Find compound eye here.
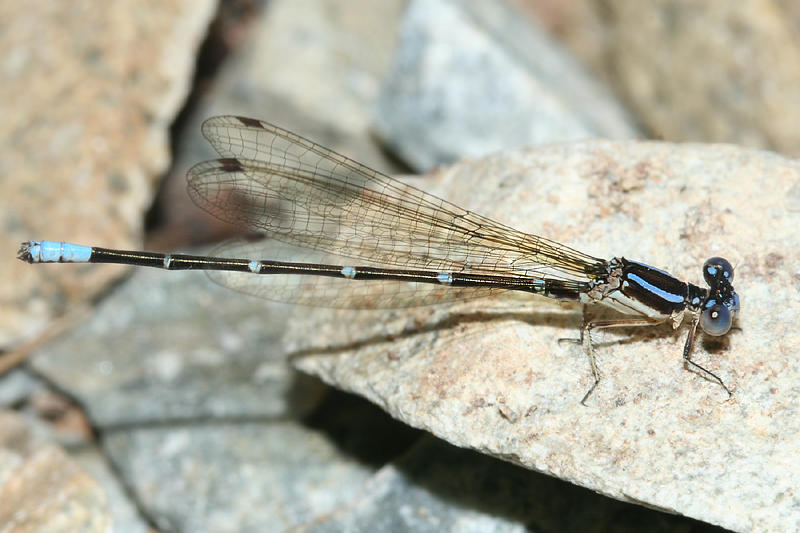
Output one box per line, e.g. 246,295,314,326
700,302,732,336
703,257,734,285
730,292,740,314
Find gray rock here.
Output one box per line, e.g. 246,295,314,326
30,260,326,426
0,369,43,408
103,420,381,532
155,0,408,250
289,140,800,531
375,0,639,171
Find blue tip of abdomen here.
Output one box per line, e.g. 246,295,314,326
21,241,92,263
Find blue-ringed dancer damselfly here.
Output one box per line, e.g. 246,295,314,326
19,116,739,404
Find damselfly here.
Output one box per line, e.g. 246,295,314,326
19,116,739,404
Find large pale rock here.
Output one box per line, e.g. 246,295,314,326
289,140,800,532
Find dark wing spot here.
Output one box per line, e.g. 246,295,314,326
235,116,263,128
217,158,245,173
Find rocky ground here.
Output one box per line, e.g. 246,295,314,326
2,1,799,531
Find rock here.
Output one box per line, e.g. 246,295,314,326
299,436,720,532
0,369,43,408
102,400,414,532
2,0,217,347
12,1,796,530
152,0,408,250
30,260,326,426
0,391,150,531
12,2,414,530
289,140,800,531
544,1,800,156
374,0,639,171
0,411,111,532
72,448,151,533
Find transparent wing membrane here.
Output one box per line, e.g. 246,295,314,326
188,116,606,297
206,239,502,309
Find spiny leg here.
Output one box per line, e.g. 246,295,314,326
578,316,664,405
682,316,732,397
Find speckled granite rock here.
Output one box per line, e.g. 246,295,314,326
289,140,800,532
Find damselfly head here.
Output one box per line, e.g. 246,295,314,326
699,256,739,336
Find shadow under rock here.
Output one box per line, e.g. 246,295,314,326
375,436,732,533
300,385,424,469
